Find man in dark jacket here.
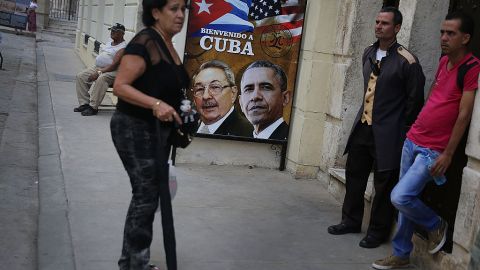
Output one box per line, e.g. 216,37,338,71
327,6,425,249
192,60,253,137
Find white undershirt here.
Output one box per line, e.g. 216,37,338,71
376,49,387,61
95,40,127,68
196,107,234,134
253,118,284,139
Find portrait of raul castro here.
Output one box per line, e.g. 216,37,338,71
191,60,253,137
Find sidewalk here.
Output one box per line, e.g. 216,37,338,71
11,29,393,270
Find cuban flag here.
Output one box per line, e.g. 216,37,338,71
188,0,254,36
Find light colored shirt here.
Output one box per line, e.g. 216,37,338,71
376,49,386,61
95,40,126,68
29,2,38,9
253,118,284,139
196,107,234,134
361,48,385,125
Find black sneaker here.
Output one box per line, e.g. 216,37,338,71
327,223,361,235
81,106,98,116
74,104,90,112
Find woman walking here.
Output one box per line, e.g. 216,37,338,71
111,0,188,269
27,0,38,32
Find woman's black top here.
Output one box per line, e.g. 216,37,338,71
116,28,189,122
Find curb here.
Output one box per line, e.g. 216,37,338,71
0,25,36,38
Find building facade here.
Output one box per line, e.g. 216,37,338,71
73,1,480,269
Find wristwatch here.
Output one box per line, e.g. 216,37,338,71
97,70,102,75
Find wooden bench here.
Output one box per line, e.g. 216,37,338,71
98,87,117,109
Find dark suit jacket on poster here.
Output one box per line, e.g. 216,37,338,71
269,121,289,140
212,109,253,137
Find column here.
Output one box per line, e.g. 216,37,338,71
36,0,49,30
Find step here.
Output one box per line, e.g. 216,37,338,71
327,168,374,203
42,29,75,37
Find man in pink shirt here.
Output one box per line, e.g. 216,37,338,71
373,11,480,269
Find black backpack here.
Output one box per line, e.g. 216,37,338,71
457,56,479,91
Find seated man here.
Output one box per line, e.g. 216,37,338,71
74,23,127,116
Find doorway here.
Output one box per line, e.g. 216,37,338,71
49,0,79,21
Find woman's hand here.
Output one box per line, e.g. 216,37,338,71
152,100,182,125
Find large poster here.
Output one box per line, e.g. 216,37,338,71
184,0,307,142
0,0,28,29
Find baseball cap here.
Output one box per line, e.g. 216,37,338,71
108,23,125,33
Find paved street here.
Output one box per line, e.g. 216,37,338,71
0,30,38,270
0,29,393,270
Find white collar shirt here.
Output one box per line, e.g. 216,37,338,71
253,118,284,139
197,107,234,134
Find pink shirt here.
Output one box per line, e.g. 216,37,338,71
407,53,480,152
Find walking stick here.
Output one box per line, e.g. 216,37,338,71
155,120,177,270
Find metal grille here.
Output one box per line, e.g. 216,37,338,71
49,0,79,21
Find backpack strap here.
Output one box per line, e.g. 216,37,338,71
457,56,478,91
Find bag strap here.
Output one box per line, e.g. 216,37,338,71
457,56,478,92
155,120,177,270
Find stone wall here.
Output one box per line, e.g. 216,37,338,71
469,229,480,270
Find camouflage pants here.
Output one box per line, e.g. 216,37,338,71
110,111,176,270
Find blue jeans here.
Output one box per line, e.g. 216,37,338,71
391,138,443,258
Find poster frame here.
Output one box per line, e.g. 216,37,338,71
172,0,308,171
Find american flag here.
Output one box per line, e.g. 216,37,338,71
249,0,305,42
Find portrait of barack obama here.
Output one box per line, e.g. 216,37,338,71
239,60,292,140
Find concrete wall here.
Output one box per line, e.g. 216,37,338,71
36,0,50,30
324,0,382,174
403,0,450,93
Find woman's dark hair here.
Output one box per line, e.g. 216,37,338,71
142,0,188,27
142,0,169,27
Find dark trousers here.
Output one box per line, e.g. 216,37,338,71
111,111,176,270
342,122,399,239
